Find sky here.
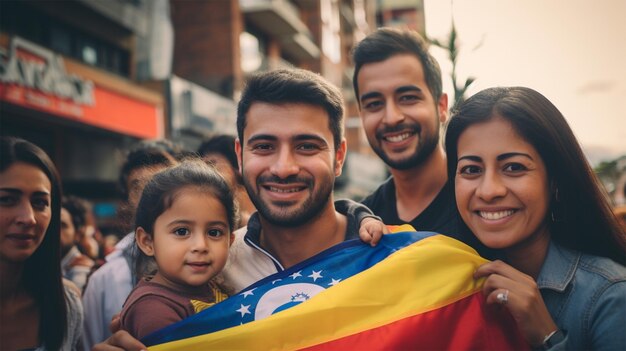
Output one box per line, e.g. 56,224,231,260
423,0,626,165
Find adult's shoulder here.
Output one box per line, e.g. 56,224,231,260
540,243,626,289
63,278,83,306
578,252,626,283
62,278,84,349
579,255,626,349
87,252,131,283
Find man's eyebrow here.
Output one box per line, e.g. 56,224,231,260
247,134,278,144
359,91,382,102
360,85,423,102
395,85,422,94
293,134,328,145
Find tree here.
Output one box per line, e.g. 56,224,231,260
428,23,476,111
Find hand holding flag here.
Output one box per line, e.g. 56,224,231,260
144,231,528,350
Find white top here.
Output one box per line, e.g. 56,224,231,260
81,233,134,349
34,279,83,351
61,246,91,292
221,227,279,293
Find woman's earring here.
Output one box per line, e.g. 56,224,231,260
555,187,560,202
551,188,562,222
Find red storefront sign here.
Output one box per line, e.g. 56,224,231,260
0,37,161,139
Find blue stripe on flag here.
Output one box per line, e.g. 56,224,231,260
142,231,436,346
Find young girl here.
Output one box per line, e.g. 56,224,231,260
119,160,238,339
446,87,626,349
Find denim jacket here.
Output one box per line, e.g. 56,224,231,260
536,241,626,350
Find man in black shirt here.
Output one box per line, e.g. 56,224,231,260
352,28,488,254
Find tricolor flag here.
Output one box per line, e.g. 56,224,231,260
143,231,528,350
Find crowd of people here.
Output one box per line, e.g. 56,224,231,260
1,27,624,351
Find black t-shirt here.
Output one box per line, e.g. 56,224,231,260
361,177,494,258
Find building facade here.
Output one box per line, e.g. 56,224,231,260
1,0,412,218
0,0,169,231
167,0,387,198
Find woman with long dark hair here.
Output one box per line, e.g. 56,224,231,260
446,87,626,349
0,136,83,350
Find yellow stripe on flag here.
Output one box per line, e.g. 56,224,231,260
150,235,488,351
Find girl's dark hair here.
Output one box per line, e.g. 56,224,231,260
445,87,626,265
0,136,67,350
133,159,239,278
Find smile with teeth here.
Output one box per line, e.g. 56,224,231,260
267,186,305,193
477,210,516,220
384,132,413,143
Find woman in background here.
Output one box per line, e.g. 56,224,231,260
0,136,83,350
446,87,626,349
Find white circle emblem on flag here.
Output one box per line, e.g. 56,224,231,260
254,283,325,320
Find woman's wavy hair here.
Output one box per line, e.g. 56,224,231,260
0,136,67,349
445,87,626,265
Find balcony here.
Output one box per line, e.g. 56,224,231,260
281,33,320,60
240,0,320,60
240,0,307,36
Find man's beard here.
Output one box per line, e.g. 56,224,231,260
243,173,334,228
370,121,440,171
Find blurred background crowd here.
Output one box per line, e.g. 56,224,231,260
1,0,625,265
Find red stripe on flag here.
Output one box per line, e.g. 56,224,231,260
300,292,528,350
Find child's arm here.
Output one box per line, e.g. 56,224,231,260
334,199,388,246
359,216,389,246
120,295,187,340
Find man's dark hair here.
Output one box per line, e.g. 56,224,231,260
237,68,344,149
119,140,178,200
197,134,239,171
351,27,443,104
62,195,89,231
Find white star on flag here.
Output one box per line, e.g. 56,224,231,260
236,304,251,317
328,278,341,286
290,271,302,279
242,289,255,298
308,270,323,282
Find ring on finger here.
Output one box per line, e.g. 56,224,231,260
496,289,509,305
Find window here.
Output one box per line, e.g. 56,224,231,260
240,31,264,73
321,0,341,63
0,1,130,77
79,38,98,66
50,25,72,56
